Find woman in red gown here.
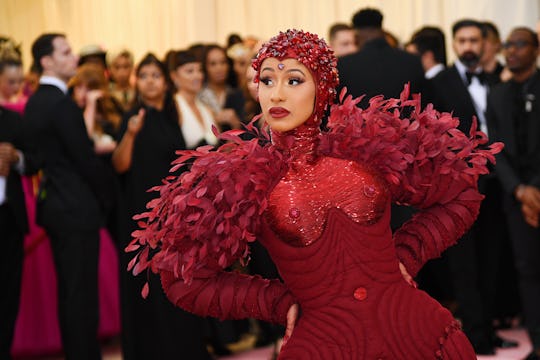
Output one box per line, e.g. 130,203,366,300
129,29,502,359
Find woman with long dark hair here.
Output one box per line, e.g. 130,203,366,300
113,53,210,360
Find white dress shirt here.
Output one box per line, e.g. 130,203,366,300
39,75,68,94
425,63,445,79
455,60,489,136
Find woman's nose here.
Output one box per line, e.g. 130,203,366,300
270,82,285,102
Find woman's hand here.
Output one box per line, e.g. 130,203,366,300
515,185,540,213
216,109,241,129
521,203,539,228
0,142,18,176
93,134,117,155
399,262,417,288
284,303,299,345
127,108,146,135
86,89,104,105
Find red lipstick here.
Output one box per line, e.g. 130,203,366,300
269,107,290,118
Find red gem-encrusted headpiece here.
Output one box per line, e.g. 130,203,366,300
252,29,339,120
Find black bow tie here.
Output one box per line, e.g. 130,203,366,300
465,71,486,85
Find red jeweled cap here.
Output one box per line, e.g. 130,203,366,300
252,29,339,121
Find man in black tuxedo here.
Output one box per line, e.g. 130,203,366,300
429,19,516,355
337,8,426,231
337,8,426,110
24,33,109,360
0,107,30,360
487,27,540,360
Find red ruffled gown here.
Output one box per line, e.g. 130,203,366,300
135,91,501,359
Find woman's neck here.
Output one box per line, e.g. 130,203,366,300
143,96,164,110
178,90,197,105
208,82,225,94
482,58,498,73
271,116,320,171
114,81,131,91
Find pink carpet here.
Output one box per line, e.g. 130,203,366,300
14,327,533,359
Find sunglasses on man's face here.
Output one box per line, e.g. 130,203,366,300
502,40,535,50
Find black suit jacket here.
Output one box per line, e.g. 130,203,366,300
24,84,110,231
428,65,479,134
486,71,540,195
429,64,503,193
0,106,29,233
337,38,426,108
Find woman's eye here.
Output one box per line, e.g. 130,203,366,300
260,77,273,86
289,78,303,85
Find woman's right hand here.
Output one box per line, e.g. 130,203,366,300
521,203,539,228
127,108,146,135
86,89,104,105
284,303,299,345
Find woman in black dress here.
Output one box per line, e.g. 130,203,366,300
112,53,210,360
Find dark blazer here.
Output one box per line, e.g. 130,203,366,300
337,38,426,108
0,106,29,233
24,84,110,231
486,71,540,194
338,38,426,229
428,65,478,134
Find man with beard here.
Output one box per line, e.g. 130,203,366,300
487,27,540,360
428,19,518,355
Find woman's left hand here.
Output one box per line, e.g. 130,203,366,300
399,262,417,288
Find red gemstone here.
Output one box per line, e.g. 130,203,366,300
354,287,367,301
363,184,376,197
289,208,300,219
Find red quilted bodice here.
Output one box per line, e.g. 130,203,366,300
267,117,388,247
266,156,388,246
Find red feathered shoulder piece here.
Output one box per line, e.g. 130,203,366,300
127,122,288,289
320,85,503,208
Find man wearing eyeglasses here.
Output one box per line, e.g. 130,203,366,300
428,18,518,355
487,27,540,360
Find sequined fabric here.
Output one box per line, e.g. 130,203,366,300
267,117,388,246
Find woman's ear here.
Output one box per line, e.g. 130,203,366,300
170,71,181,91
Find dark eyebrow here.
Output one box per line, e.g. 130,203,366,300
287,69,306,76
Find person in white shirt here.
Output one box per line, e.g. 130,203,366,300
170,50,219,149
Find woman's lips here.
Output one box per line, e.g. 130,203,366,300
269,107,290,118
